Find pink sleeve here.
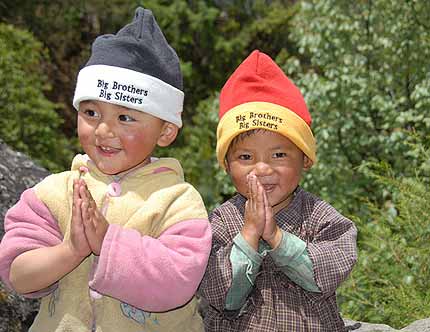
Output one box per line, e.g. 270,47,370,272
89,219,212,312
0,188,63,298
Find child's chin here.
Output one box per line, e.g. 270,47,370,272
97,164,120,175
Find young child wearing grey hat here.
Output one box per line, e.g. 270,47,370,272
0,7,211,332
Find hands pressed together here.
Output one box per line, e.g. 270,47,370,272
241,174,283,250
67,179,109,259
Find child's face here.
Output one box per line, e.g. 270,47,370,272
77,100,168,175
226,130,312,208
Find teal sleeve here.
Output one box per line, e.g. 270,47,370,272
269,230,321,293
225,233,263,310
226,231,320,311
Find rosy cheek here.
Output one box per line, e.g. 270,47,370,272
77,120,93,138
123,132,138,139
122,131,145,143
121,125,145,138
77,130,90,145
120,131,147,150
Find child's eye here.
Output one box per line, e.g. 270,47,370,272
238,154,252,160
82,109,99,118
273,152,287,158
119,114,136,122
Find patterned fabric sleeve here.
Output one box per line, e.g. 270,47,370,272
269,230,321,292
306,201,358,296
226,230,320,311
198,209,235,313
225,234,262,310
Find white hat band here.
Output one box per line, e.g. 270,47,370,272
73,65,184,127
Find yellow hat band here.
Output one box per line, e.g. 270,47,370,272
216,102,316,169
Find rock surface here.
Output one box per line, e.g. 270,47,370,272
0,140,50,238
344,318,430,332
0,140,48,332
0,140,429,332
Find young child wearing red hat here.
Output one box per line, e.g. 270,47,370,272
199,50,357,331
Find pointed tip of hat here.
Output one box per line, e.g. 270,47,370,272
84,6,183,91
241,49,272,63
219,49,312,126
241,49,264,68
241,49,286,79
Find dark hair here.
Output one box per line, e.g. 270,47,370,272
225,128,268,163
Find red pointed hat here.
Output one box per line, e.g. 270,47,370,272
216,50,316,168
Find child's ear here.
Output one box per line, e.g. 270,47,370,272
157,122,178,147
224,158,230,174
303,155,313,171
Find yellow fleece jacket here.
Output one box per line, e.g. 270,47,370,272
28,154,209,332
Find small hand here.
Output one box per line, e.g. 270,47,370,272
241,174,266,250
261,190,282,249
67,179,91,259
79,181,109,256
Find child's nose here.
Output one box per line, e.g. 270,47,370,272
95,121,115,138
254,161,274,176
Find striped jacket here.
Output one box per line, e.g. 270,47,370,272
199,187,357,332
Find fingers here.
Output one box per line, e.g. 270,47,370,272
244,174,266,239
256,181,265,212
247,174,265,215
81,199,94,230
263,189,273,223
73,180,90,227
80,184,97,230
246,174,255,210
78,183,108,256
72,180,83,228
69,179,91,258
261,188,281,248
262,190,275,238
72,179,109,256
78,181,93,205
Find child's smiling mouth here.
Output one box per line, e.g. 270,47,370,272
97,145,121,156
261,184,276,192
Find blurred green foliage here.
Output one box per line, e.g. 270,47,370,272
0,23,75,172
285,0,430,217
159,93,236,211
0,0,429,328
339,143,430,327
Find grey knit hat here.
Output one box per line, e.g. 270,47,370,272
73,7,184,127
